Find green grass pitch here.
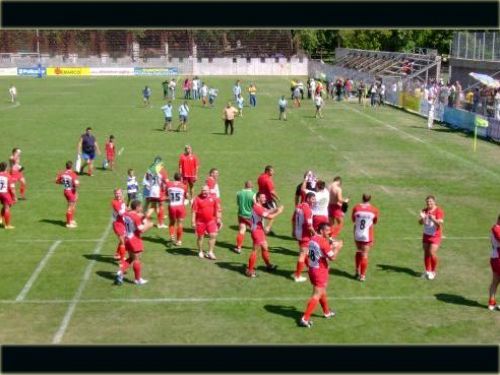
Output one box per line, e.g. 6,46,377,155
1,76,500,344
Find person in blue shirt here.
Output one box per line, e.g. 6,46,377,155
177,101,190,132
161,101,173,131
143,86,152,107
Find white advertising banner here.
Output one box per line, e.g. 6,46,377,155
0,68,19,76
90,67,134,76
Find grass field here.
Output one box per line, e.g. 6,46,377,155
1,75,500,344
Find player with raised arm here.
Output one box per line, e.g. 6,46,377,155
292,191,316,282
245,192,284,278
0,161,16,229
302,179,330,232
178,145,199,204
9,148,26,200
257,165,280,235
143,157,168,229
115,200,154,286
418,195,444,280
352,194,379,281
166,173,188,246
235,181,256,254
111,189,127,261
104,135,116,171
300,223,343,328
488,215,500,311
328,176,349,237
55,161,79,229
192,185,221,260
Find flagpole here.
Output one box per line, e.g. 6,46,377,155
473,124,478,152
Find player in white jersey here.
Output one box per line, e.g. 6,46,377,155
301,179,330,231
9,84,17,103
488,215,500,311
126,169,139,207
351,194,379,281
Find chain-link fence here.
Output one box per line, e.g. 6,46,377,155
451,31,500,61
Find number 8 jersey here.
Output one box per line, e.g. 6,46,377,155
351,203,379,243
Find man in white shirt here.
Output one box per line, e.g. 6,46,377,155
168,79,177,100
9,84,17,103
177,101,190,132
314,94,324,119
278,95,288,121
161,101,173,131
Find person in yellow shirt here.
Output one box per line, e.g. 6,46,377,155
222,102,239,135
465,90,474,112
248,83,257,107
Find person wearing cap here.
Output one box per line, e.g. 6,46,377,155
77,127,101,176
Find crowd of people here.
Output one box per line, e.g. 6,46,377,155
3,76,500,329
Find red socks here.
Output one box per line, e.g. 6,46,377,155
355,252,362,273
424,255,432,272
430,255,438,272
360,257,368,277
176,224,183,241
169,225,175,238
248,251,257,272
489,297,496,306
120,258,132,273
115,243,126,260
132,260,142,280
157,206,164,226
66,210,72,225
303,297,319,320
2,208,10,226
261,250,271,266
319,293,329,314
236,233,244,249
20,183,26,198
295,261,305,278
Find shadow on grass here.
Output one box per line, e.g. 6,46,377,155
268,232,295,241
96,270,134,284
142,235,170,246
39,219,66,228
330,267,358,281
211,132,229,136
215,261,247,277
434,293,487,309
83,254,117,265
166,246,198,257
376,264,421,277
264,304,302,323
270,246,297,257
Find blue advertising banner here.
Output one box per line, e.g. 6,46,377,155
18,66,46,77
134,67,178,76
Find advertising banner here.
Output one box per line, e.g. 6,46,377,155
0,68,19,76
90,67,134,76
17,67,46,76
47,67,90,76
134,67,178,76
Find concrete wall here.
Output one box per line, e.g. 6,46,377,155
193,58,307,76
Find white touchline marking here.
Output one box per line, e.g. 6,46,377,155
379,185,391,194
402,236,489,240
15,241,62,302
16,239,100,243
52,218,113,344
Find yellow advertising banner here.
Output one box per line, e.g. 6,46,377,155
47,67,90,76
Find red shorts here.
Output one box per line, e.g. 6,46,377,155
195,220,218,236
328,204,344,219
423,234,441,245
251,228,267,246
64,190,78,203
491,258,500,276
313,215,329,231
0,192,13,206
355,240,373,249
238,215,252,228
125,237,143,253
308,267,329,288
169,205,186,220
10,171,24,183
113,221,126,237
298,238,311,249
106,154,115,162
182,176,197,186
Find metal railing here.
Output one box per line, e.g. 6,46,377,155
451,31,500,61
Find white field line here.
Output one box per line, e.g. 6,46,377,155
15,240,62,302
344,104,500,183
403,236,489,240
0,295,445,305
359,169,372,178
0,102,21,111
52,218,113,344
378,185,392,194
16,239,100,243
406,208,419,216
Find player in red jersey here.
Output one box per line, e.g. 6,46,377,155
192,185,221,260
418,195,444,280
166,172,188,246
178,145,199,204
55,161,80,229
488,215,500,311
9,148,26,200
104,135,116,171
245,192,284,278
111,188,127,261
257,165,280,235
328,176,349,237
300,222,343,328
205,168,220,199
0,161,16,229
115,200,154,285
292,192,316,282
352,194,379,281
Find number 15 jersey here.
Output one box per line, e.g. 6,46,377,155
351,203,379,243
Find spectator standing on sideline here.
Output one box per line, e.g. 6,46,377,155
200,82,209,107
465,90,474,112
168,79,176,100
192,76,200,100
248,83,257,107
494,90,500,120
222,102,238,135
473,88,481,113
233,80,242,101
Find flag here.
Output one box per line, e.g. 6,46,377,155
475,116,489,128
